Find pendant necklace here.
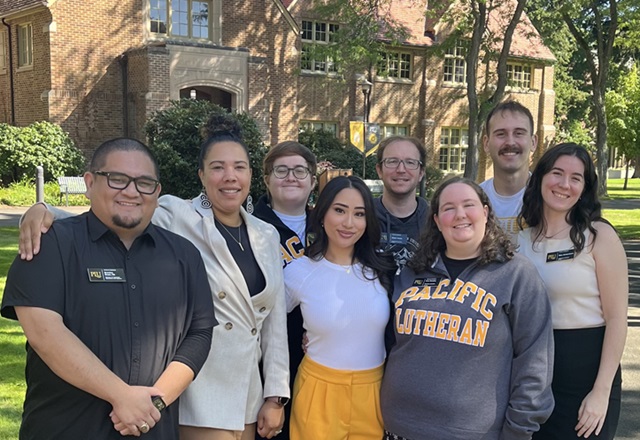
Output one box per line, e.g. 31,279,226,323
216,219,245,251
544,224,571,239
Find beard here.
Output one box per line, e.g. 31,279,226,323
112,214,142,230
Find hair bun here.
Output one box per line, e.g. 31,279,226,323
201,113,243,141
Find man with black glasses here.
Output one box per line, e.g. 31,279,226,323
374,136,429,273
2,138,216,439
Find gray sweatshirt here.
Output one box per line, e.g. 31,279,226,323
380,253,554,440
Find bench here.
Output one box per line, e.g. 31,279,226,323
57,176,86,206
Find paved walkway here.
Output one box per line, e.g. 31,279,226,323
1,202,639,437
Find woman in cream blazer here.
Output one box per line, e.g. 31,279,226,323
154,194,289,434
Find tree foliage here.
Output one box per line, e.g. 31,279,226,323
145,99,267,200
0,122,85,186
298,128,378,178
606,62,640,185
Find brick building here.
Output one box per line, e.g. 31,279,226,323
0,0,555,175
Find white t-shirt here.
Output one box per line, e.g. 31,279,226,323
274,210,306,244
285,256,389,370
480,178,524,239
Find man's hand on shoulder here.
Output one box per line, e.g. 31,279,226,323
19,203,54,261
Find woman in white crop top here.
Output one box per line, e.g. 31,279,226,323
285,176,395,440
518,143,628,440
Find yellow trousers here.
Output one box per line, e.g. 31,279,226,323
290,356,384,440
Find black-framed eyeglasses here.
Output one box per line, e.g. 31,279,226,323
272,165,310,180
93,171,160,195
380,158,423,170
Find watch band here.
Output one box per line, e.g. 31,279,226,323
267,396,290,407
152,396,167,412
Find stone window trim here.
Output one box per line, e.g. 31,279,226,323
300,20,339,74
148,0,216,42
381,124,410,138
300,120,339,136
17,23,33,70
377,51,412,80
506,62,534,90
0,30,7,74
438,127,469,172
443,41,467,85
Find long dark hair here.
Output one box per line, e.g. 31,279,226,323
307,176,396,293
518,142,604,253
410,177,514,272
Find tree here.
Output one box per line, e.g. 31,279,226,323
310,0,538,180
606,62,640,188
444,0,529,180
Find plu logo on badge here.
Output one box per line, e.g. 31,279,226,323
87,268,126,282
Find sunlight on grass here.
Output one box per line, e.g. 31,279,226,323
0,228,24,439
605,178,640,200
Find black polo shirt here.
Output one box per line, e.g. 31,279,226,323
1,210,216,440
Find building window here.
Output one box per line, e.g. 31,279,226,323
150,0,212,40
301,20,339,73
377,51,411,79
381,125,409,138
439,127,468,172
507,63,532,89
0,31,7,71
443,41,466,84
300,120,338,135
18,23,33,68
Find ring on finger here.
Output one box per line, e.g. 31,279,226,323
139,421,150,434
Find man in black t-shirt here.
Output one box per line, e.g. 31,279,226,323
1,138,216,440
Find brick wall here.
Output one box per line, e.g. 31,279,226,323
47,0,144,154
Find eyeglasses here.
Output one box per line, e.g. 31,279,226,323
380,158,423,170
272,165,311,180
93,171,160,195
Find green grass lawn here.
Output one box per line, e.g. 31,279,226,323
0,228,24,438
605,178,640,199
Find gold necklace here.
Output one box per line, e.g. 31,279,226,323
544,224,571,239
217,220,245,251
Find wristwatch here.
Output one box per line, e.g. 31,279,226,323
266,396,290,407
152,396,167,412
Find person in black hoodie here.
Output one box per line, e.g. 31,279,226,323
253,141,317,440
374,136,429,273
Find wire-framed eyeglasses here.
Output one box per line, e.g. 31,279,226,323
380,158,423,170
272,165,311,180
93,171,160,195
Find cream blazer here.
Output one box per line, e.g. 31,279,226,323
153,195,289,430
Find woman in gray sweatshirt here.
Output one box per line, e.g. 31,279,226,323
380,177,554,440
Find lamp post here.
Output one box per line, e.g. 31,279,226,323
358,76,373,178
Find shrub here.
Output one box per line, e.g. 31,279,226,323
145,99,267,200
0,122,85,186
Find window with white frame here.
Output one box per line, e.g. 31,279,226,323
149,0,213,40
439,127,468,172
301,20,339,73
0,31,7,71
377,51,411,79
18,23,33,68
381,125,409,138
507,63,532,89
299,120,338,135
443,41,466,84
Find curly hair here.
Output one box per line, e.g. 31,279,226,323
518,142,605,253
409,177,514,272
198,113,249,170
306,176,396,293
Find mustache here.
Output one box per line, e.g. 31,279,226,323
498,146,522,155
